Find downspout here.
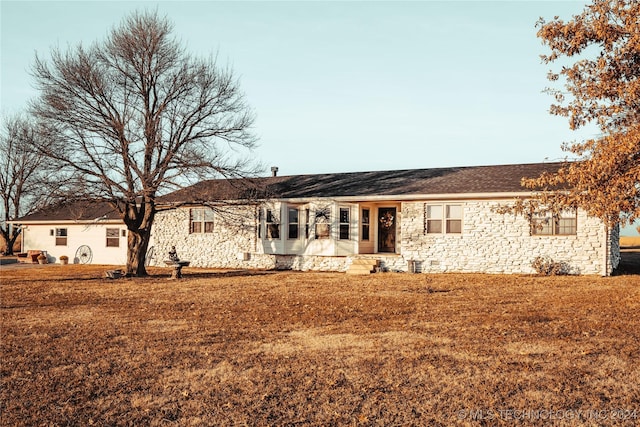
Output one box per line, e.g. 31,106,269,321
602,225,609,277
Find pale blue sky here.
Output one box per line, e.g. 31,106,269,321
2,0,595,174
2,1,636,234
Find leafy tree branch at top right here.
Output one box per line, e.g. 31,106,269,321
521,0,640,228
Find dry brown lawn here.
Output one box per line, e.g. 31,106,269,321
1,265,639,426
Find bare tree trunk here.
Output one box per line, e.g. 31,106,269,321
126,229,151,277
1,225,21,255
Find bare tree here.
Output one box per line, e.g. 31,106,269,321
31,11,258,276
0,114,52,254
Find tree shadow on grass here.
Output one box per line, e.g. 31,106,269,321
613,251,640,275
177,269,280,280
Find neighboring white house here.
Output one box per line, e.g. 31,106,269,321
11,202,127,265
12,162,621,275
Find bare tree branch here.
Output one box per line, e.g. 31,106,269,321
0,114,58,254
30,10,259,275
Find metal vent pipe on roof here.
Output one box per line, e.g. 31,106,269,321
271,166,279,177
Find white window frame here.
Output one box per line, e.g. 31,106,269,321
305,208,311,239
361,208,370,241
265,208,280,239
106,228,120,247
314,206,331,240
446,205,462,234
339,207,350,240
531,210,577,236
55,228,68,246
288,207,300,240
425,204,462,234
190,207,214,234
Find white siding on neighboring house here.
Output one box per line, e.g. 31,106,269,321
20,221,128,265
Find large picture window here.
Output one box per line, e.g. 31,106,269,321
531,211,577,236
190,207,214,234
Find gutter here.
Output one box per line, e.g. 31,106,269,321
603,226,609,277
157,191,540,208
274,191,539,204
7,219,124,226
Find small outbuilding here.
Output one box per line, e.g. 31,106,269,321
11,201,127,265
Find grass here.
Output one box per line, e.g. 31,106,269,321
2,265,640,426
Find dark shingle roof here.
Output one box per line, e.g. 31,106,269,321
161,162,563,203
16,201,121,222
15,162,564,222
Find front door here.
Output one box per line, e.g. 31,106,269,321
377,207,396,253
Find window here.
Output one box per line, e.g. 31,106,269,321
426,205,442,233
55,228,67,246
315,223,330,239
339,207,350,240
532,211,577,236
315,207,331,239
446,205,462,233
426,204,462,234
190,207,214,234
266,209,280,239
288,207,299,239
305,208,311,239
106,228,120,247
361,208,370,241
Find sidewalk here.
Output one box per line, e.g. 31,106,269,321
0,256,52,270
0,256,18,265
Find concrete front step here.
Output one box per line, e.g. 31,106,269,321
350,259,379,266
346,258,380,275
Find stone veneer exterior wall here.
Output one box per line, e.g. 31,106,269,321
400,201,615,275
150,200,617,275
150,206,274,269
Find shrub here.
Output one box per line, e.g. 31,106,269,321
531,256,569,276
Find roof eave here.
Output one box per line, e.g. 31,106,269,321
7,219,124,225
274,191,539,203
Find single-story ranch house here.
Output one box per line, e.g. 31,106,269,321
12,162,621,275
